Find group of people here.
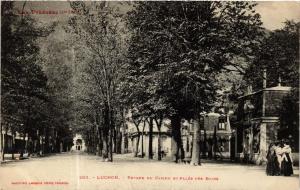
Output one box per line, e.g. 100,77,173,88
266,140,294,176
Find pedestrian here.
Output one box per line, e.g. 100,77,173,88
281,140,294,176
266,142,280,176
275,142,283,171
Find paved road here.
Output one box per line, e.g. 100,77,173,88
0,152,299,190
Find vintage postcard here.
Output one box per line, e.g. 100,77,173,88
0,1,299,190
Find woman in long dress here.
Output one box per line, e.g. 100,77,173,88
266,142,280,176
275,142,285,171
281,141,293,176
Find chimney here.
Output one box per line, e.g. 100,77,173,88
263,68,267,89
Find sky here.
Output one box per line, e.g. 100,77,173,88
14,1,300,30
256,1,300,30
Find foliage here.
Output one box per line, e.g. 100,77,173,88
245,21,299,89
279,88,299,151
66,1,129,160
1,1,72,155
1,1,48,133
125,1,264,120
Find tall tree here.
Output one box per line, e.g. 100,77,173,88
1,1,71,160
245,21,299,89
126,1,264,164
245,21,299,151
67,1,128,162
1,1,47,159
39,29,75,153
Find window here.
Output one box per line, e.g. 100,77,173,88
218,117,226,130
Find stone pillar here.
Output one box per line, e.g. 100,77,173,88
249,127,253,159
234,130,238,160
228,135,231,159
262,69,266,117
0,125,3,162
257,123,267,165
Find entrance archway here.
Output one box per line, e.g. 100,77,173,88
71,134,86,151
76,139,82,150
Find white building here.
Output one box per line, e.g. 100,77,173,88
71,134,86,151
127,118,172,158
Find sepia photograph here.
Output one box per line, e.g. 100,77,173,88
0,1,299,190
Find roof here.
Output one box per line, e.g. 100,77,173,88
238,85,291,99
207,112,221,117
266,86,292,91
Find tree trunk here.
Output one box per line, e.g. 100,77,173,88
45,128,49,154
94,126,98,154
113,128,116,153
114,110,122,154
117,132,122,154
108,110,113,162
141,130,144,157
191,116,201,166
157,128,162,160
97,127,103,156
114,126,122,154
0,125,3,162
141,120,146,158
86,132,89,153
93,130,96,154
213,125,217,160
121,110,127,154
1,129,7,161
20,133,26,158
115,119,122,154
103,103,112,161
171,115,184,163
148,118,153,159
109,133,113,161
12,132,15,160
154,117,163,161
135,133,140,157
121,123,126,154
102,131,109,161
43,127,47,154
133,119,142,157
40,134,44,155
203,128,207,158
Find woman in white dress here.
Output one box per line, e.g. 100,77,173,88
275,142,284,171
281,140,293,176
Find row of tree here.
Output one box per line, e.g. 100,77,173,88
1,2,73,161
1,1,298,165
67,1,267,165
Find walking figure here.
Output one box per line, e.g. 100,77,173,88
281,140,294,176
266,142,280,176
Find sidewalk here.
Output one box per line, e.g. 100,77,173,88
1,152,298,190
0,152,68,165
111,153,299,172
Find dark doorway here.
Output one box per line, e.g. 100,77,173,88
76,139,82,151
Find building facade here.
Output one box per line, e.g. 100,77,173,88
127,119,172,158
126,112,233,160
71,134,86,152
235,84,299,164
